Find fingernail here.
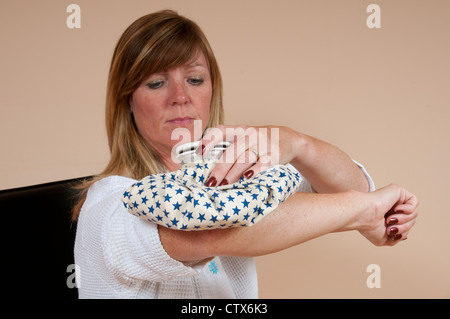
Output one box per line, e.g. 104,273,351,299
393,234,402,240
196,144,205,156
243,170,254,179
389,227,399,236
387,218,398,226
205,176,217,187
218,179,228,186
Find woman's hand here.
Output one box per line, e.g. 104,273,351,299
357,184,419,246
197,124,369,193
197,124,301,187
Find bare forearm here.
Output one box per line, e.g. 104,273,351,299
205,190,368,257
159,190,369,262
289,133,369,193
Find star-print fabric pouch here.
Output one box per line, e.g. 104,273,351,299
122,143,301,231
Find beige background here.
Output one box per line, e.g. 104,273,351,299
1,0,449,298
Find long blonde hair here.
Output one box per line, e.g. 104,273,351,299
72,10,224,221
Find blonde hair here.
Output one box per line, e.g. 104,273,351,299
72,10,224,221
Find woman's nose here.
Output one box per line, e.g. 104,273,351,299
168,81,189,106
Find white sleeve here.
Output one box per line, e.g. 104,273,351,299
287,160,376,193
103,200,207,282
352,159,376,192
79,176,206,283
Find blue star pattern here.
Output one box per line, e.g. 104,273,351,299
122,158,301,231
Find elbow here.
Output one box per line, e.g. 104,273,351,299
158,226,227,263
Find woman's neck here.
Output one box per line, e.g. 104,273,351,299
155,148,182,172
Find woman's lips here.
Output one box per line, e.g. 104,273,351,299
167,117,194,125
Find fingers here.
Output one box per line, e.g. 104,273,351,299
386,209,418,226
208,148,258,186
224,153,272,184
199,125,275,185
387,188,419,242
197,125,258,158
394,189,419,215
206,150,272,186
394,202,419,216
386,219,416,241
385,202,418,242
372,184,419,246
244,154,272,179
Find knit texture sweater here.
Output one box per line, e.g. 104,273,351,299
74,162,374,298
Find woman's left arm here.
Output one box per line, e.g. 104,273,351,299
199,125,370,193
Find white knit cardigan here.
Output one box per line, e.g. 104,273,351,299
74,162,374,298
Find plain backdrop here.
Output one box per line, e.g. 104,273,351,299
1,0,449,298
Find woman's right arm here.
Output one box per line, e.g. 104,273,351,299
159,184,419,262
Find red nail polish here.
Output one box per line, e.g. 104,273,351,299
389,227,399,236
205,177,217,187
393,234,402,240
387,218,398,226
219,179,228,186
243,170,254,179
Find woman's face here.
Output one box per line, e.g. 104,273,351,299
130,51,212,160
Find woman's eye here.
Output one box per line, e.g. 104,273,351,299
146,80,164,89
188,78,204,86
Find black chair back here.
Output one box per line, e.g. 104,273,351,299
0,177,91,299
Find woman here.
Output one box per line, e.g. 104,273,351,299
73,10,418,298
